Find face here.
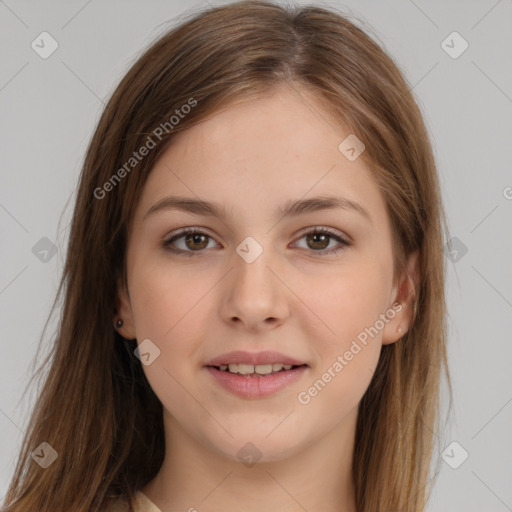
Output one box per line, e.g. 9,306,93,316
117,83,418,463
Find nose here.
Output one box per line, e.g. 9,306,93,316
219,244,290,332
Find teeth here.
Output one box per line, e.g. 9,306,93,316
255,364,273,375
220,363,295,375
235,363,254,375
274,363,293,371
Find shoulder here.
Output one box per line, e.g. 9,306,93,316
136,491,161,511
100,495,129,512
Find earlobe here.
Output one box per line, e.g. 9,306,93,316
115,276,137,339
382,250,420,346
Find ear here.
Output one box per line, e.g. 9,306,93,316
382,249,420,346
115,276,137,339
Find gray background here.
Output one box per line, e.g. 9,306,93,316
1,0,511,510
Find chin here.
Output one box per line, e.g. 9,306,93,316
203,429,306,466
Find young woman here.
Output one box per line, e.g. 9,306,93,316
1,1,452,511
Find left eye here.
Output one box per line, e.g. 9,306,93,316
294,227,350,253
163,227,351,256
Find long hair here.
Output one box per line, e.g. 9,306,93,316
1,1,452,511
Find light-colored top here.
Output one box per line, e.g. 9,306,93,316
134,491,161,511
107,490,161,511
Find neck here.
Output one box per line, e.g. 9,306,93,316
142,407,358,512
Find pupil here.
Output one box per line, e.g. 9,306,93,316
187,233,207,250
308,233,328,250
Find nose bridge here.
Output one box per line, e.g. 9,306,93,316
232,236,276,297
221,235,288,325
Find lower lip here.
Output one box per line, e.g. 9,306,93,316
205,365,308,398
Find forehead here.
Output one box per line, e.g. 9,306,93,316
134,84,387,229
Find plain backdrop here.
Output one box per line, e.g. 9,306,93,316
1,1,511,510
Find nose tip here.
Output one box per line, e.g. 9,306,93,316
221,249,289,330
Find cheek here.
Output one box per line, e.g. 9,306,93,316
294,260,389,406
296,271,387,415
129,257,206,340
126,265,207,408
297,259,390,346
129,264,207,414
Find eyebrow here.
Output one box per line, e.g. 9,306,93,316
143,194,372,224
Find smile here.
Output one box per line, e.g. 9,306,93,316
205,364,308,398
213,363,302,375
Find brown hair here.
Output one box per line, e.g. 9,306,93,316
2,1,452,511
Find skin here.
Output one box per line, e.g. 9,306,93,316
116,82,418,512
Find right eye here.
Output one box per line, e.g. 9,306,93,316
163,228,218,257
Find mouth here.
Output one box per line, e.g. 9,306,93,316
203,350,309,397
204,363,309,398
207,363,307,377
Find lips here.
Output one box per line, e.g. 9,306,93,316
205,364,308,398
204,350,307,367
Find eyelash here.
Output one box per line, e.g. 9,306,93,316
163,227,351,257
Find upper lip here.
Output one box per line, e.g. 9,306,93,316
204,350,307,367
